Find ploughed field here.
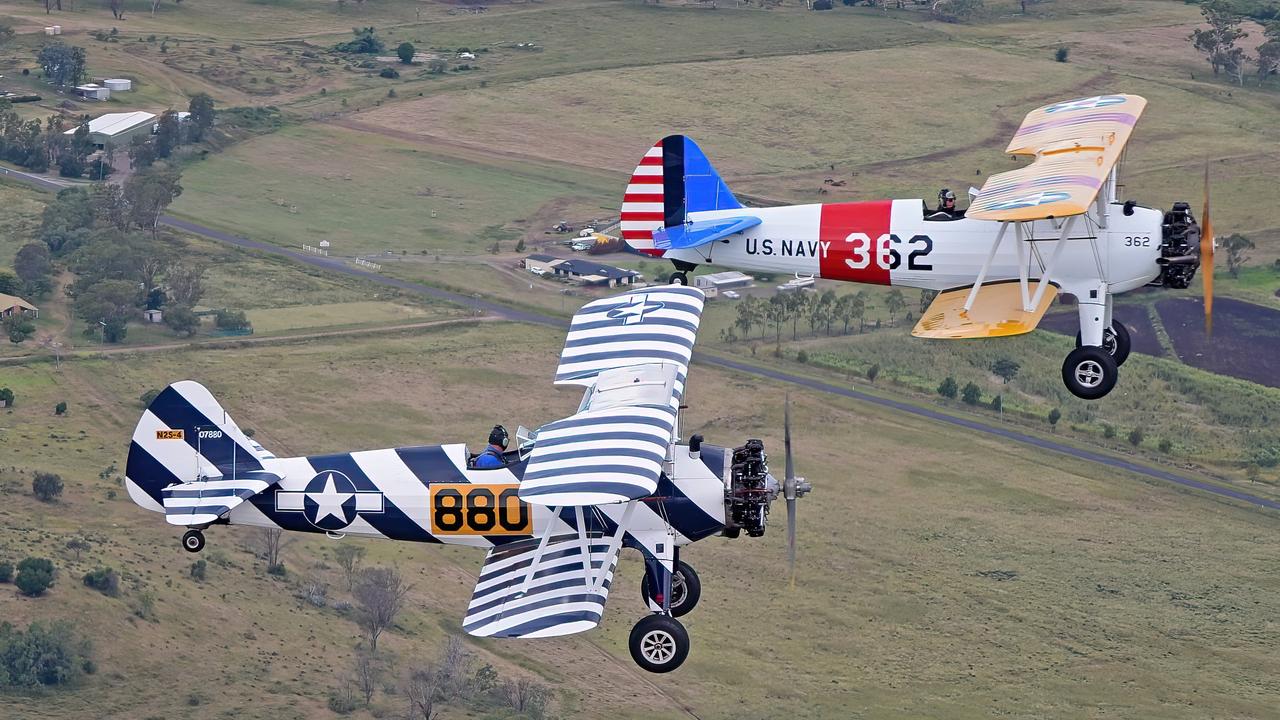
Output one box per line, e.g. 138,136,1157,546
1157,296,1280,389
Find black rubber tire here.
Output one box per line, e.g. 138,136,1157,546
640,561,702,617
1076,320,1131,367
1061,346,1118,400
668,271,688,286
182,529,205,553
628,615,690,673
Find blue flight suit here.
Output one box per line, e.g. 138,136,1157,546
474,445,506,469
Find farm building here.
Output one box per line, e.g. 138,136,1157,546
103,78,132,92
694,271,753,291
74,83,110,101
63,111,157,149
0,293,39,319
550,258,640,288
525,254,562,275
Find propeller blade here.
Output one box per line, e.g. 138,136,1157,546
1202,163,1214,336
787,494,797,589
784,393,794,483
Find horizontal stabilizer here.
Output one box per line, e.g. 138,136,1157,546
913,281,1057,339
162,470,281,526
652,215,761,251
463,533,620,639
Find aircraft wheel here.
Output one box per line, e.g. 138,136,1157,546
1061,346,1118,400
1076,320,1131,367
629,615,690,673
668,271,689,286
641,561,702,617
182,529,206,553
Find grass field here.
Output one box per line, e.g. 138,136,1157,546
2,322,1278,719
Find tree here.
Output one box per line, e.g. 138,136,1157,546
123,164,183,233
503,676,551,717
5,315,36,344
33,472,64,502
354,653,377,706
397,41,416,64
0,387,14,407
74,279,140,342
187,93,215,142
918,288,937,315
884,288,906,326
64,536,90,561
82,567,120,596
153,112,181,159
0,621,94,688
189,559,207,581
1047,407,1062,431
766,294,787,350
256,527,287,573
1127,427,1144,447
785,290,809,340
215,308,251,332
0,561,11,583
54,401,67,415
128,135,156,170
867,363,880,383
1189,2,1249,80
1055,46,1069,62
334,27,384,54
14,243,53,291
353,566,409,653
36,43,87,88
961,382,981,405
1221,233,1254,277
0,270,18,295
991,357,1020,384
15,558,55,597
937,376,958,399
427,58,448,74
58,152,85,179
163,305,199,337
165,261,206,307
334,544,367,590
151,0,186,16
990,394,1002,413
40,187,95,256
108,0,124,20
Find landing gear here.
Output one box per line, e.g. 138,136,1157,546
668,271,689,286
1077,320,1131,367
628,614,690,673
181,529,205,553
1062,346,1118,400
641,561,701,617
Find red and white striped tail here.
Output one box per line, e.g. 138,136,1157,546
620,141,667,257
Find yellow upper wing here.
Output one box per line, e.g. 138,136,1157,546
967,94,1147,222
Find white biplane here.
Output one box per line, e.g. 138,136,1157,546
621,94,1214,399
125,285,810,673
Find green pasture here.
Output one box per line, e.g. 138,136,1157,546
2,323,1278,719
0,180,46,271
172,122,616,255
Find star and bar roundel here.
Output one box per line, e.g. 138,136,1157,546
275,470,385,531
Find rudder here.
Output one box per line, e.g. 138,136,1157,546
620,135,742,256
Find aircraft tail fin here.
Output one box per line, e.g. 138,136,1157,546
620,135,743,257
124,381,272,514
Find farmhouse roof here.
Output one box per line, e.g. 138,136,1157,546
0,293,38,312
63,111,156,136
526,254,561,263
554,258,639,281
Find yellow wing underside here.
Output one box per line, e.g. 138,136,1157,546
912,282,1058,339
967,94,1147,222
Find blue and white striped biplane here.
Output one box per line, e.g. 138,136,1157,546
125,285,810,672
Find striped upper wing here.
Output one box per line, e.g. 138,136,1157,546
555,285,705,396
519,400,677,506
162,471,280,526
969,94,1146,222
463,533,620,639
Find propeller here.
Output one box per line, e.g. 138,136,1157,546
1201,163,1215,335
781,394,812,588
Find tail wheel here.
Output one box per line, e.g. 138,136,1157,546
668,271,689,286
1076,320,1131,367
1062,346,1118,400
182,529,206,553
628,615,690,673
640,560,702,617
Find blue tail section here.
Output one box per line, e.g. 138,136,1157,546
666,135,743,223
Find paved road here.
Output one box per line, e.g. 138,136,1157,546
4,169,1276,512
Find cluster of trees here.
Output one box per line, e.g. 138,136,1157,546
0,102,98,176
1,556,56,597
128,94,217,172
726,288,916,349
1189,1,1280,85
35,170,210,343
36,42,88,88
335,26,385,54
0,620,94,689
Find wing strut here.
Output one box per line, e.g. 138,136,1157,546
963,221,1011,313
594,500,637,591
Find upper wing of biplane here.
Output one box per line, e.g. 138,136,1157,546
524,286,705,507
968,94,1147,222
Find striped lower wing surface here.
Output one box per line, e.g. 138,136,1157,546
162,475,276,526
463,534,620,639
554,285,705,390
519,404,676,506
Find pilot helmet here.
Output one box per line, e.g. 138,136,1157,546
489,425,509,449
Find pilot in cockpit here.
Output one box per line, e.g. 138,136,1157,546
927,188,966,220
472,425,510,469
